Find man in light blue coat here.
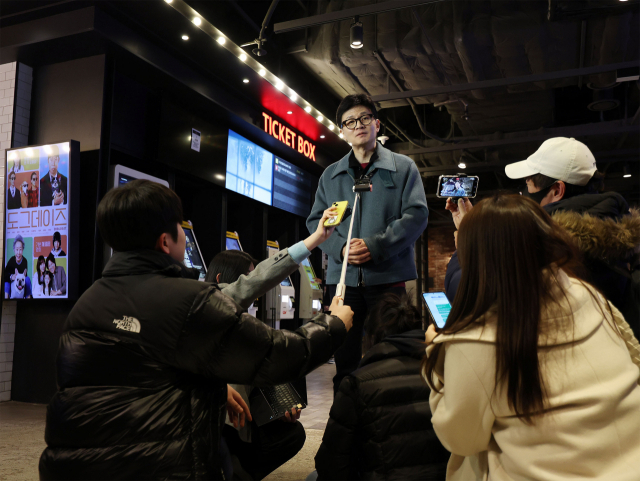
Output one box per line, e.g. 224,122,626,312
307,93,429,393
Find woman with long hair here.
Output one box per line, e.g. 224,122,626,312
422,194,640,481
33,255,48,298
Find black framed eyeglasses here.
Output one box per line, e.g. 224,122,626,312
342,114,375,130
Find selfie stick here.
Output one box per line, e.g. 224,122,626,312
335,181,372,306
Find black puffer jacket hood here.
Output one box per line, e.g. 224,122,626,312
316,330,449,480
40,250,346,480
359,329,427,365
544,191,629,219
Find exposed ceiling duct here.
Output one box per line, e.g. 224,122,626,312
282,0,638,177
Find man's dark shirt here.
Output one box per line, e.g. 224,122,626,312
348,150,378,179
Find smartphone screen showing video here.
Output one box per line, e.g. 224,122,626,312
437,175,478,198
422,292,451,329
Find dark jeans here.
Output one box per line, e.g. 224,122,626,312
327,284,406,394
223,420,306,480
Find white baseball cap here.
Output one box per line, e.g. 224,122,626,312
505,137,597,186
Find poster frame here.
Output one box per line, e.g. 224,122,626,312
3,139,80,300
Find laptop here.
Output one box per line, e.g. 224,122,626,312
250,383,306,427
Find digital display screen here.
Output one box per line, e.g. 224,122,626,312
226,129,273,206
183,226,206,281
226,237,241,251
301,258,321,291
225,130,315,217
422,292,451,328
4,142,70,299
439,176,478,198
273,157,311,217
118,173,135,186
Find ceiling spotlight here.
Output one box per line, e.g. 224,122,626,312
275,80,284,90
328,125,334,131
317,115,324,122
289,91,297,102
193,17,202,26
623,164,632,177
243,79,249,83
458,162,466,169
182,35,189,40
350,16,364,49
239,53,247,61
259,69,266,76
320,135,326,139
164,0,173,3
215,174,225,180
304,106,312,113
217,37,225,45
339,133,344,139
287,111,293,115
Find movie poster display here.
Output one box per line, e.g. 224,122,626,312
4,141,76,299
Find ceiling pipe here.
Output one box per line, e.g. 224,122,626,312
372,50,455,144
410,8,469,114
245,0,280,56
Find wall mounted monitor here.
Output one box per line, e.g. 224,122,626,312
226,129,273,206
4,141,79,299
225,129,316,217
182,221,206,281
300,258,321,291
226,231,242,251
273,157,312,217
110,164,170,189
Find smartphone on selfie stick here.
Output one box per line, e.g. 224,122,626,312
335,178,372,306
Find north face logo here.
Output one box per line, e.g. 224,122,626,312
113,316,141,333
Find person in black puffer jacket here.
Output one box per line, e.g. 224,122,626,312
39,180,353,480
314,293,450,480
446,138,640,337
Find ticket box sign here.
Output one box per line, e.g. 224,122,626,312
262,112,316,161
3,141,79,299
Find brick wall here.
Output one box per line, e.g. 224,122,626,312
427,225,456,293
0,62,33,402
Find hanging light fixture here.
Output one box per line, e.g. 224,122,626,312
350,16,364,49
623,164,632,178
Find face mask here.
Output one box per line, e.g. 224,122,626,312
520,182,556,205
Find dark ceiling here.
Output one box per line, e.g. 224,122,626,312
1,0,639,206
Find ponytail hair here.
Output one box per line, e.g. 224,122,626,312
363,292,422,353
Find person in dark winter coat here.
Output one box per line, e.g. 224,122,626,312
39,180,353,481
445,138,640,337
314,293,449,480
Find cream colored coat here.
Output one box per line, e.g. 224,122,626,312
425,273,640,481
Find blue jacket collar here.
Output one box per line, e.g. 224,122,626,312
330,143,396,179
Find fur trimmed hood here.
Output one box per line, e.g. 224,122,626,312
553,208,640,262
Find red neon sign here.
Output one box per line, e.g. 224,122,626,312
262,112,316,161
